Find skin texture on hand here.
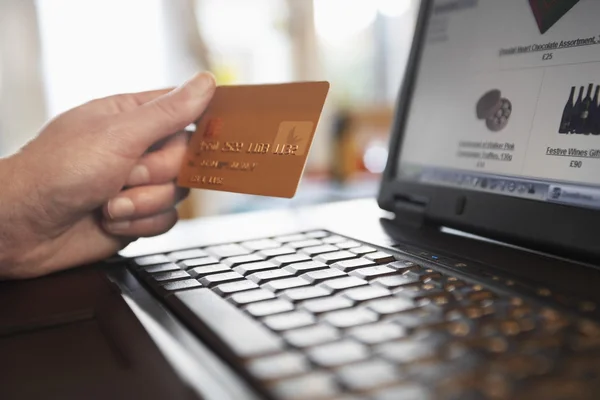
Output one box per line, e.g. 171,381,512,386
0,72,216,280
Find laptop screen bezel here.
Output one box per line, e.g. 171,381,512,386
377,0,600,262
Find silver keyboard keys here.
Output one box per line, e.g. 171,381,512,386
301,297,355,314
263,311,316,331
307,340,370,368
283,325,341,348
322,308,378,329
246,299,295,318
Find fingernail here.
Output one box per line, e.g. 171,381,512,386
106,220,131,231
127,165,150,186
107,197,135,219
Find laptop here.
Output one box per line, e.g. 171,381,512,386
113,0,600,398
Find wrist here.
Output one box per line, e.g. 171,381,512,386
0,153,37,278
0,156,19,274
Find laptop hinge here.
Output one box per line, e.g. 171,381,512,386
392,195,427,228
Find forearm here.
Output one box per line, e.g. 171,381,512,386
0,154,38,278
0,155,20,275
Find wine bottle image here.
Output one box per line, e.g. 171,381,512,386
578,83,594,134
592,85,600,136
570,86,584,133
559,86,575,134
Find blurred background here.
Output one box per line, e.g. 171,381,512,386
0,0,418,218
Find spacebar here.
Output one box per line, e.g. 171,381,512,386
167,289,284,360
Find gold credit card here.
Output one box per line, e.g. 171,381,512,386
177,81,330,198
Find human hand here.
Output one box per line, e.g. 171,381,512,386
0,72,216,279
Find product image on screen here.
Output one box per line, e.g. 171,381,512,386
559,84,600,135
528,0,580,34
398,0,600,210
476,90,512,132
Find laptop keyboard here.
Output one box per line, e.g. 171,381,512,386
129,230,600,400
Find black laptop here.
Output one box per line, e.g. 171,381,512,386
115,0,600,399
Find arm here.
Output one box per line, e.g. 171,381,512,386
0,72,215,280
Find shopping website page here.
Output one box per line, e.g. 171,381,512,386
398,0,600,208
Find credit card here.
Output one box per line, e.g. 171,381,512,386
177,81,330,198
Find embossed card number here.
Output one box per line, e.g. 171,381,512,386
177,81,329,198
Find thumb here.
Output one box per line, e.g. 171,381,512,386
120,71,216,154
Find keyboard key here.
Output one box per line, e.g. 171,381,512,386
269,372,341,400
213,280,259,296
301,297,354,314
283,261,328,275
246,299,295,317
336,240,361,249
348,323,406,345
445,279,468,292
305,230,329,239
188,264,230,278
180,256,220,269
308,340,370,368
199,271,244,287
405,268,442,281
342,286,391,302
257,247,296,259
248,352,310,381
391,307,445,329
388,260,419,272
367,297,416,315
467,290,497,302
287,239,323,249
332,258,376,272
365,251,396,264
222,254,265,267
372,274,420,289
264,311,315,331
284,325,341,348
315,251,357,264
322,235,346,244
302,268,346,283
337,359,402,392
373,384,431,400
160,279,202,292
377,341,439,364
271,254,312,267
394,286,450,303
350,265,397,280
451,336,507,357
248,269,294,284
319,276,368,292
350,245,378,255
322,308,378,328
280,286,331,302
168,249,207,261
447,304,494,320
135,254,170,266
169,289,283,359
143,263,181,274
150,270,191,282
273,234,309,243
487,353,553,380
301,245,340,257
205,244,251,259
404,261,439,277
263,277,311,293
241,239,281,251
229,289,276,306
234,261,278,276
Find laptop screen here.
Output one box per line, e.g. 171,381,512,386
397,0,600,210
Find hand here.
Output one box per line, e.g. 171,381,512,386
0,72,216,279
